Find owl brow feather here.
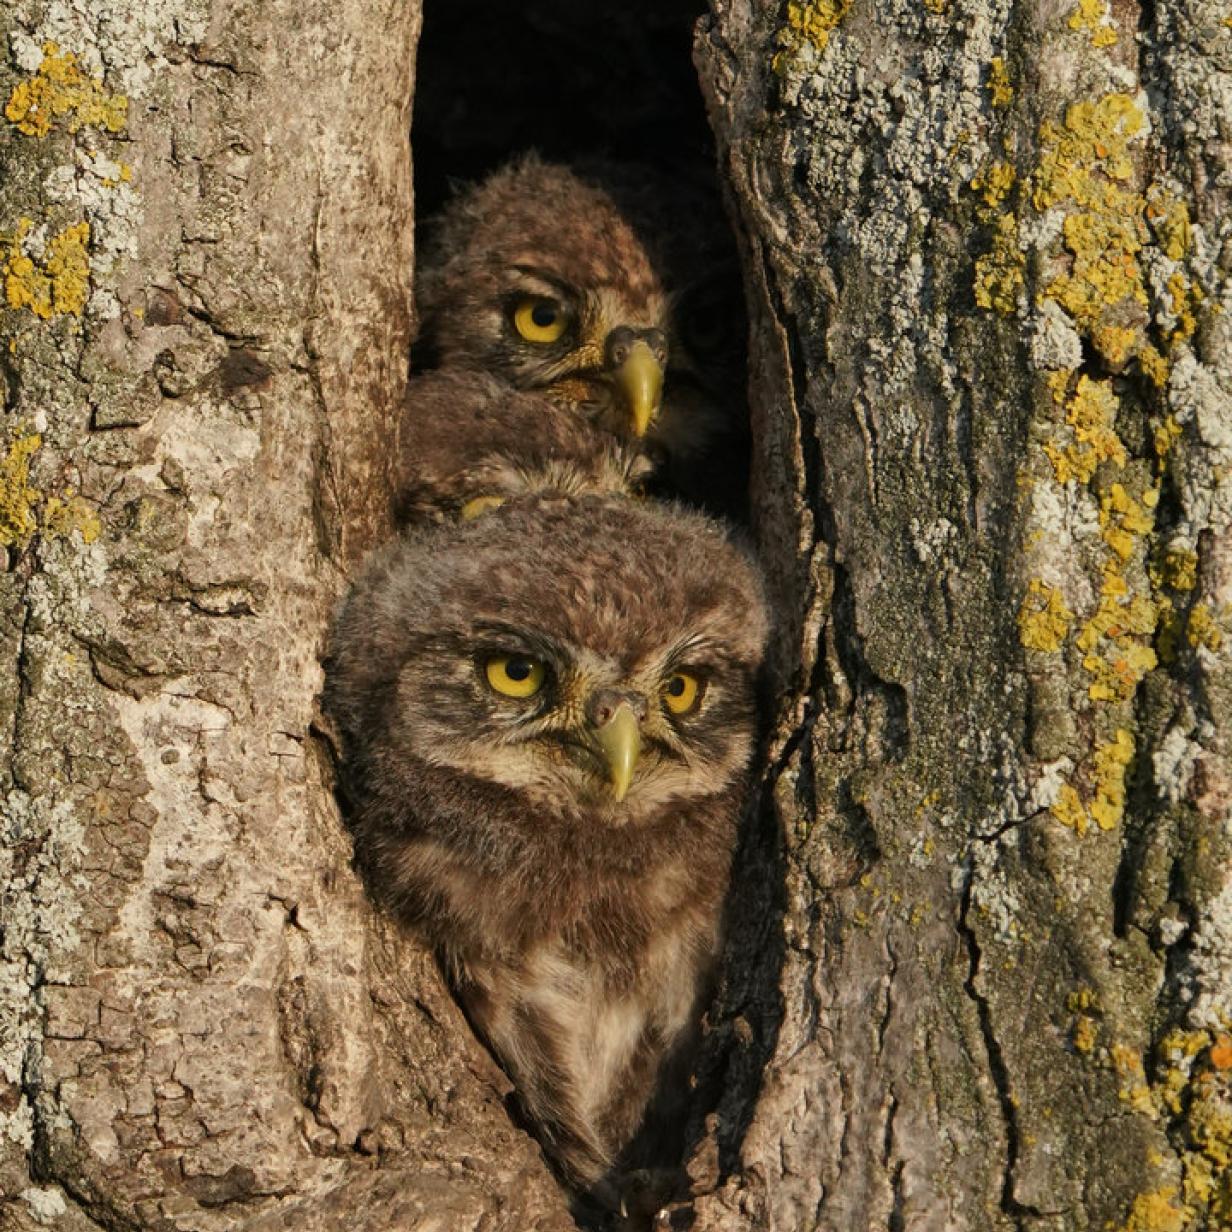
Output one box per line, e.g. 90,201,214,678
506,264,574,300
469,621,576,668
660,632,727,674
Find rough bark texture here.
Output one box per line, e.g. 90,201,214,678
688,0,1232,1229
3,0,1230,1230
0,2,573,1228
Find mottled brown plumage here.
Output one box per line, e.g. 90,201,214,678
394,370,654,525
324,496,767,1210
414,155,749,517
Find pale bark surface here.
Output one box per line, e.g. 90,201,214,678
0,2,573,1228
2,1,1231,1231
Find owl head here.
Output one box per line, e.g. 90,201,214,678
325,495,768,832
415,155,746,454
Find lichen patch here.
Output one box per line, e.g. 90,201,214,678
773,0,853,73
4,42,127,138
3,218,92,319
0,429,101,549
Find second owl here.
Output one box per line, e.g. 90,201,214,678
413,155,751,518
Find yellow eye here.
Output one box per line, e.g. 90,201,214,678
663,671,702,716
513,297,568,344
484,654,546,699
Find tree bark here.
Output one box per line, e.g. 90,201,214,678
3,0,1230,1230
689,0,1232,1229
0,2,572,1228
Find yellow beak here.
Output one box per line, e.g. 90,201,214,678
612,340,663,437
592,705,642,802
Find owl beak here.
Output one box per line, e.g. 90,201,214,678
591,704,642,802
611,339,663,438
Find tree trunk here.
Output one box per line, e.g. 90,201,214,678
689,0,1232,1229
0,2,573,1228
3,0,1229,1230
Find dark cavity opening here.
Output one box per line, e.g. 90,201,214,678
413,3,718,219
412,0,752,523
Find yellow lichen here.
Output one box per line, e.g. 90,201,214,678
1018,578,1073,651
974,211,1025,315
1032,94,1151,367
1154,415,1182,458
1140,344,1171,387
1101,483,1155,561
1047,210,1148,353
1112,1032,1232,1229
971,160,1016,208
1068,987,1100,1012
1167,272,1203,341
0,431,101,549
101,160,134,190
1089,728,1134,829
3,219,92,319
1147,191,1192,261
1190,1098,1232,1167
1073,1014,1099,1053
0,430,43,547
1160,1029,1213,1061
1068,0,1119,45
1113,1049,1158,1118
42,492,101,544
1186,604,1223,652
1116,1187,1187,1232
1051,782,1089,834
988,56,1013,107
1044,375,1127,484
1152,548,1199,593
773,0,852,70
5,42,127,138
1077,592,1158,653
1052,730,1134,831
1094,323,1141,368
1084,643,1158,701
1034,94,1144,209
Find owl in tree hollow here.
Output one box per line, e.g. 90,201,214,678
414,155,750,517
324,495,767,1208
394,369,653,525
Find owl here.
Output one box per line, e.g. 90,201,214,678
414,155,750,518
323,495,768,1211
393,369,654,525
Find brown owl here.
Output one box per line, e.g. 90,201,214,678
394,369,654,525
323,495,767,1212
414,155,750,518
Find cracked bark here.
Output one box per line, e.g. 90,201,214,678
2,1,1230,1231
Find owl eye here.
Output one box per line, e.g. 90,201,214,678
513,297,568,344
662,671,703,716
484,654,547,699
